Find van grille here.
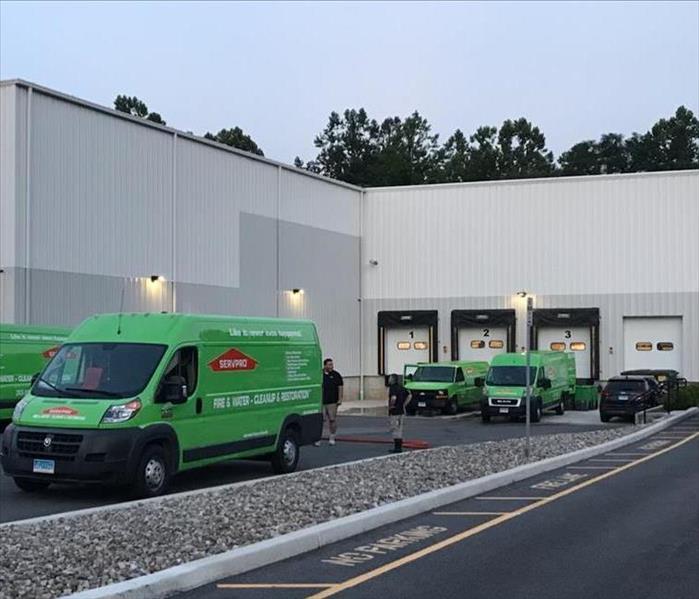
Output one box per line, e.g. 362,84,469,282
17,431,83,461
491,398,519,406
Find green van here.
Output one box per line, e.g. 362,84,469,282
404,361,489,415
480,351,576,423
1,313,322,496
0,324,71,422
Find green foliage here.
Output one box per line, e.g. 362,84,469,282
204,127,264,156
497,118,555,179
113,95,166,125
668,383,699,410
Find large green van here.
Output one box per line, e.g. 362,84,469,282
1,313,322,496
404,361,489,415
480,351,576,423
0,324,71,422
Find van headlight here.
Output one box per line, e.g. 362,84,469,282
13,397,30,421
101,399,142,424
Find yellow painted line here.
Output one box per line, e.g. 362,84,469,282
307,432,699,599
433,511,508,516
567,466,617,470
474,496,546,501
218,583,336,589
589,458,634,462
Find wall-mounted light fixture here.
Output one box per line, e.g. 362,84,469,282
516,290,528,298
291,288,304,295
150,275,166,283
369,259,379,266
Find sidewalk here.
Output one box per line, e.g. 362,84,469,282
338,399,387,415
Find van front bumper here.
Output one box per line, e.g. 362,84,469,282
0,424,139,485
481,398,525,418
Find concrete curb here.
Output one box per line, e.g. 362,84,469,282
64,408,697,599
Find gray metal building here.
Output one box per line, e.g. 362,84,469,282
1,80,697,396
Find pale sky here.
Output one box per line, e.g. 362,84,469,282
2,1,698,164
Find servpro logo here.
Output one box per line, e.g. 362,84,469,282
42,346,61,359
209,349,258,372
42,406,79,417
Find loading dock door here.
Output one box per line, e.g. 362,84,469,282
537,327,592,379
385,327,430,376
458,326,508,362
623,317,682,372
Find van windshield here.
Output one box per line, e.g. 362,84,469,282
412,366,454,383
33,343,166,399
486,366,538,387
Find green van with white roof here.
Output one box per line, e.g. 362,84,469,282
480,351,576,423
1,313,322,496
0,324,71,422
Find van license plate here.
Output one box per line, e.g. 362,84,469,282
418,402,426,408
33,459,55,474
499,407,509,414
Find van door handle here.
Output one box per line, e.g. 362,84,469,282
196,397,203,415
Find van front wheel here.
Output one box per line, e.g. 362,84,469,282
271,428,300,474
132,445,170,498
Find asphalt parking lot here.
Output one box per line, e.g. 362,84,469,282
0,411,623,523
176,416,699,599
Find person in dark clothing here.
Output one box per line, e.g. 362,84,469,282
317,357,343,446
387,373,412,453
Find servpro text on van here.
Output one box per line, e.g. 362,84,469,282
480,351,576,423
0,324,71,422
0,313,322,497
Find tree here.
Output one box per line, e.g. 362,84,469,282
113,95,166,125
466,125,501,181
438,129,470,183
372,112,441,186
627,106,699,172
204,127,264,156
313,109,380,186
558,140,599,176
497,118,555,179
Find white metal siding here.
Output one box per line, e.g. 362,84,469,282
363,172,699,300
0,85,17,269
29,92,174,280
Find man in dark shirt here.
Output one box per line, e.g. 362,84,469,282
319,358,343,446
387,373,412,453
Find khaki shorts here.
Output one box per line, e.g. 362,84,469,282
323,403,339,434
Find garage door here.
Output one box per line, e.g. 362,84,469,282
623,317,682,372
537,326,591,379
458,326,508,362
385,327,430,376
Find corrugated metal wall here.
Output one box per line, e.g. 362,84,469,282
0,81,362,375
362,172,699,383
363,172,699,298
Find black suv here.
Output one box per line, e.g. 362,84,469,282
600,376,660,422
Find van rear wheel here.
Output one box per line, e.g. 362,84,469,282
271,428,300,474
556,394,566,415
14,477,51,492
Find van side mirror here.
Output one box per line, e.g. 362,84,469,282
541,378,552,389
474,377,484,387
405,374,413,381
160,376,188,404
30,372,40,386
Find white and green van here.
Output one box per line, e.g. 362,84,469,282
1,313,322,496
480,351,576,423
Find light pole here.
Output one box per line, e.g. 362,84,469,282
525,295,533,459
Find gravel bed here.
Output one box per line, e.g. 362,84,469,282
1,427,632,598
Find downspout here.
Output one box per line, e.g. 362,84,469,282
24,86,33,324
276,165,281,317
171,132,177,312
359,189,365,401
